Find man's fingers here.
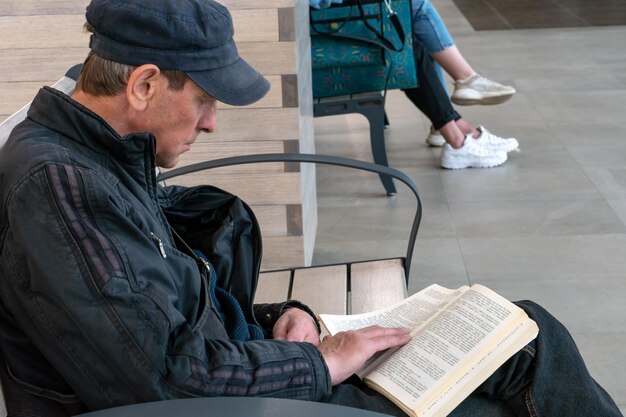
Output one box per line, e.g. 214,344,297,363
363,326,411,350
338,326,411,345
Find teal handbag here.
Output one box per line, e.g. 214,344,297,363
310,0,418,98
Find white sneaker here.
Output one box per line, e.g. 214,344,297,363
425,126,445,147
440,134,508,169
475,126,519,153
451,73,515,106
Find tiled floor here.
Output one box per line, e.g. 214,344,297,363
1,0,624,414
454,0,626,30
313,0,626,412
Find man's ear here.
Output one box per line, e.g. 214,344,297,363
126,64,161,111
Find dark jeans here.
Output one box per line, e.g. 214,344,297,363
402,39,461,131
329,300,623,417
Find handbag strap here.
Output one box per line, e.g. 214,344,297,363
311,0,406,53
354,0,405,52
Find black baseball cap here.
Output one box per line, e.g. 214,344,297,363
85,0,270,106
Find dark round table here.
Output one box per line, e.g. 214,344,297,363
76,397,393,417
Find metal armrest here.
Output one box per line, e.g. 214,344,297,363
157,152,422,283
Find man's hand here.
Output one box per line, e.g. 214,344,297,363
318,326,411,385
273,307,321,345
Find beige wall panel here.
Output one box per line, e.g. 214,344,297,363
220,0,295,10
173,140,287,174
165,172,302,205
211,108,300,141
0,1,87,15
0,15,86,49
261,236,305,271
252,205,289,236
0,77,281,117
0,82,52,119
0,48,88,83
237,42,296,75
231,9,279,43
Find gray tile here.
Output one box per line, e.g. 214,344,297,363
315,204,419,242
418,202,457,239
311,237,409,266
449,199,626,238
499,146,581,171
441,168,602,203
408,238,470,293
513,66,622,93
572,332,626,406
452,93,547,132
458,235,626,282
550,122,626,147
568,145,626,168
469,276,626,334
530,90,626,126
606,198,626,227
585,167,626,199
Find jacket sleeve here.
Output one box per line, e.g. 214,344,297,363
254,301,322,338
0,163,332,410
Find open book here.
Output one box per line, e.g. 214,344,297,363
319,284,539,417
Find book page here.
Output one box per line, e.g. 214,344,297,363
320,284,467,334
363,285,536,417
420,318,538,417
319,284,469,378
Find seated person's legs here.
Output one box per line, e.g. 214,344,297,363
411,0,515,105
331,301,622,417
403,41,517,169
482,301,623,417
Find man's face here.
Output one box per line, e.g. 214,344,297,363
144,77,218,168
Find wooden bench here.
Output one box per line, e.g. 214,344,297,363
0,70,422,417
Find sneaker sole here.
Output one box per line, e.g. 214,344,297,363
451,93,514,106
440,153,508,169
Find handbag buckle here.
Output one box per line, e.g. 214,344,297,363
383,0,396,17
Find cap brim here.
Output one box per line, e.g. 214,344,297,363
187,57,270,106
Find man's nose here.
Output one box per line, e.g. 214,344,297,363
199,106,217,133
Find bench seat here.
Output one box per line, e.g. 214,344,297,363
257,258,407,316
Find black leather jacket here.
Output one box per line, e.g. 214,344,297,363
0,87,330,413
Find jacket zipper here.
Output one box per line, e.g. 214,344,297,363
150,232,167,258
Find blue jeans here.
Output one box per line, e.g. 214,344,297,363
329,300,623,417
411,0,455,92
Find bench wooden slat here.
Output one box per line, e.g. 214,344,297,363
255,270,292,304
350,259,407,315
291,265,347,315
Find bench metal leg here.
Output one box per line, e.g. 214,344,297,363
314,93,397,195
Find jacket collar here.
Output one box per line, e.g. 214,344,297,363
27,87,157,169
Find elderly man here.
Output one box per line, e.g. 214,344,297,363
0,1,621,416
